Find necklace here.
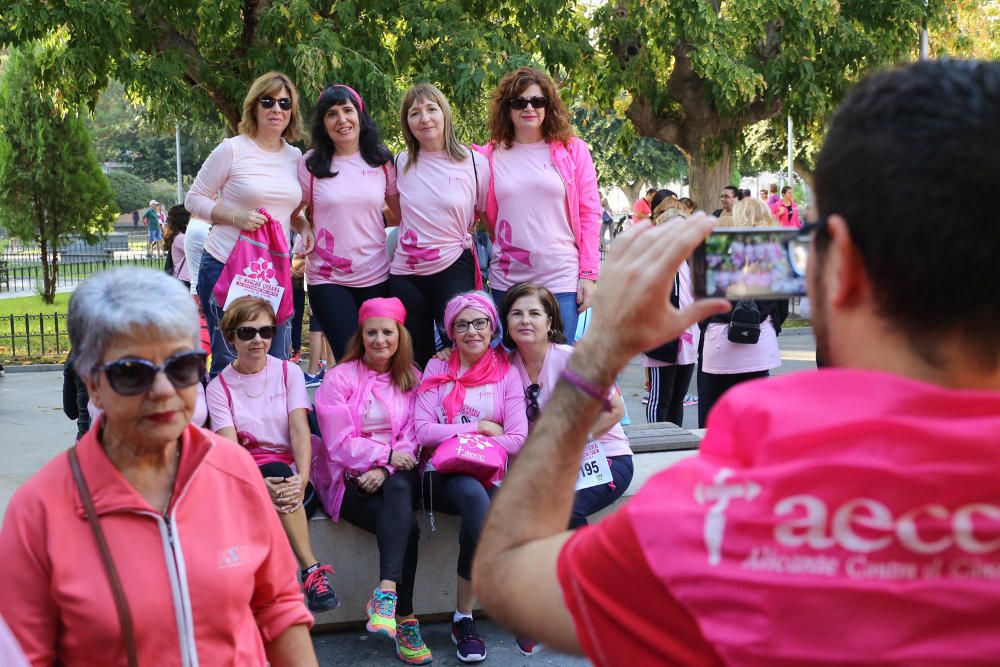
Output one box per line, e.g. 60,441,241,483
233,359,268,398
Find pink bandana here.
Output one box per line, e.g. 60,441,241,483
419,348,510,422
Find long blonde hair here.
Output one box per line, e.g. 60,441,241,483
399,83,467,171
730,197,775,228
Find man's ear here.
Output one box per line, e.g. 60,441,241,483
824,215,871,309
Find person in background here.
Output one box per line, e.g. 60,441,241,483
289,231,332,383
600,197,615,252
633,188,656,222
143,199,162,258
163,204,191,290
767,182,781,207
295,84,399,361
734,196,777,228
480,66,602,342
0,268,318,666
678,197,697,216
771,185,802,227
712,185,740,224
312,297,432,665
759,189,768,201
389,83,489,367
131,208,139,227
62,350,91,440
414,292,528,663
206,296,340,614
187,71,311,376
183,216,211,298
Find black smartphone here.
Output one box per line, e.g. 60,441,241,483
691,227,810,299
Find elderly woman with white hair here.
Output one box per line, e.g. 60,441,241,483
0,268,318,666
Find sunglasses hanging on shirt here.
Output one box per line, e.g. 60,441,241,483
508,96,549,111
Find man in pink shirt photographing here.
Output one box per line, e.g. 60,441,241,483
473,59,1000,665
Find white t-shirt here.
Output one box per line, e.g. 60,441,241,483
183,218,211,296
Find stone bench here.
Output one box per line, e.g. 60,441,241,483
308,422,703,630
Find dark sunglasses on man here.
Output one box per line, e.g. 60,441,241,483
509,96,549,111
100,350,207,396
259,95,293,111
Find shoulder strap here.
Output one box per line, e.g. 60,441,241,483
218,372,235,420
282,359,288,389
470,146,479,194
68,446,139,667
309,173,315,226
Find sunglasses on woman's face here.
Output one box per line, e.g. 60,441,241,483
525,383,541,423
509,96,549,111
100,350,207,396
234,325,276,341
259,96,293,111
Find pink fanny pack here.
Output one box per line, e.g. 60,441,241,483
213,208,294,325
429,433,507,488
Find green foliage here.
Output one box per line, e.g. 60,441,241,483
0,0,591,148
574,107,686,199
106,170,152,213
148,179,181,208
0,46,117,303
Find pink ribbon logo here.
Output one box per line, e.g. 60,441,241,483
313,228,354,278
495,219,532,278
400,227,441,270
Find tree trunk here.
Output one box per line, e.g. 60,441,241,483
687,144,733,215
39,236,55,304
620,182,644,206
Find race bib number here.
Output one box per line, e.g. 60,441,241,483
575,440,613,490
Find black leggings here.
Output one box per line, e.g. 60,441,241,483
307,281,389,360
258,462,320,518
389,250,476,367
698,369,770,428
421,471,492,580
339,469,420,616
646,364,695,426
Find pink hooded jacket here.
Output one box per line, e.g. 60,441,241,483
475,138,602,281
312,360,420,520
0,420,312,667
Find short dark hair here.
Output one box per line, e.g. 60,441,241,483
650,189,677,213
723,185,741,199
645,188,657,196
499,283,567,350
781,185,793,195
814,59,1000,368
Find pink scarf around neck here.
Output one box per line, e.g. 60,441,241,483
419,348,510,422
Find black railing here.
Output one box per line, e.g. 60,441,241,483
0,255,164,293
0,313,70,358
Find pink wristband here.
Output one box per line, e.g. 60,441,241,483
559,367,612,412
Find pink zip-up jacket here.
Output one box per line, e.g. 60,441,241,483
312,359,420,520
414,358,528,456
770,199,801,228
0,419,312,667
475,138,602,281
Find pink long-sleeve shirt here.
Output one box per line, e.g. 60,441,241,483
185,134,302,263
312,360,420,520
414,358,528,456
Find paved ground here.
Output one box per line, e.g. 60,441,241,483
0,329,816,665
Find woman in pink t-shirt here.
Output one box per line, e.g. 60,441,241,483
414,292,527,662
389,83,489,367
187,72,311,376
478,67,602,343
293,84,401,360
205,297,339,615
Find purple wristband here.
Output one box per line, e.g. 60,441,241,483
559,367,613,412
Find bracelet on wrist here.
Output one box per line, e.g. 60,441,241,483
559,367,613,412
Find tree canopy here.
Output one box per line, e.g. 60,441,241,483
0,46,116,302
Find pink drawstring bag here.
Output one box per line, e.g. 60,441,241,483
213,208,294,324
429,433,508,488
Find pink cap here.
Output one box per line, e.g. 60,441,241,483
358,297,406,325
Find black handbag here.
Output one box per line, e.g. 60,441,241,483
727,299,762,344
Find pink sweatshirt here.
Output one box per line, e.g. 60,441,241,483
0,421,312,666
510,343,632,458
414,358,528,456
312,360,420,520
628,369,1000,665
185,135,303,263
476,137,601,282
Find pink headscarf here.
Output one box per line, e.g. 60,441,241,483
359,297,406,325
421,291,508,421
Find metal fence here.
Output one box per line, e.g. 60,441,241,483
0,254,164,293
0,313,70,358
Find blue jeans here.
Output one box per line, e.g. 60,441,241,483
197,254,291,377
492,288,579,344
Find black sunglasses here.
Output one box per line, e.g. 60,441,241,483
234,325,277,341
525,383,541,423
260,96,293,111
100,350,207,396
509,96,549,111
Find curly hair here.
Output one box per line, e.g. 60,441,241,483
487,67,574,149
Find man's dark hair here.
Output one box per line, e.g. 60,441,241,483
645,188,657,196
723,185,741,199
650,189,677,212
814,59,1000,367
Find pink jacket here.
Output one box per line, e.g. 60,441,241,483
0,420,312,667
414,358,528,456
312,360,420,520
629,369,1000,665
770,199,801,228
476,138,602,281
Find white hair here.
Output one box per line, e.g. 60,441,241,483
68,268,199,378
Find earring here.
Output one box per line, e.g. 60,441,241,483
547,329,554,339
